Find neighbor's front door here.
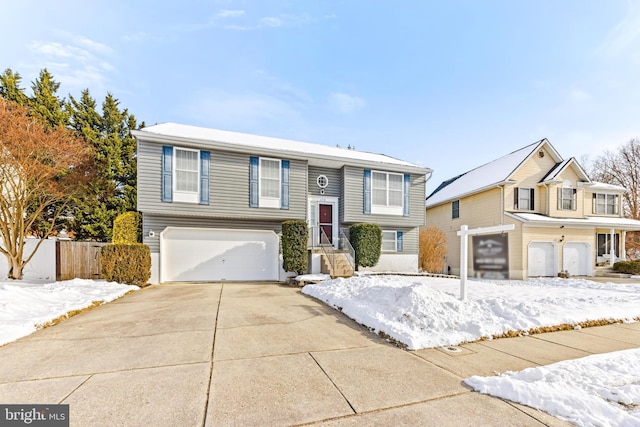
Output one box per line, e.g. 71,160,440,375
319,203,333,244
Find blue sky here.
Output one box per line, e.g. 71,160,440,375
2,1,640,192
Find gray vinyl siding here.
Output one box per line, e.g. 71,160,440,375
142,214,285,253
342,165,426,228
137,140,306,220
307,166,342,198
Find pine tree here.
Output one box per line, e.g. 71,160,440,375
29,69,68,129
0,68,28,105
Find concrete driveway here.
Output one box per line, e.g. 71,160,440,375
3,281,638,426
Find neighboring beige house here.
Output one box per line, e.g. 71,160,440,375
425,138,640,279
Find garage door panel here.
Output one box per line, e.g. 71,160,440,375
528,242,556,277
563,242,590,276
161,228,279,282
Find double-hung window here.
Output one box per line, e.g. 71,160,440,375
371,171,403,215
382,230,403,252
249,156,289,209
162,146,209,205
593,193,619,215
514,187,534,210
259,158,281,208
558,183,577,211
174,148,200,203
452,200,460,219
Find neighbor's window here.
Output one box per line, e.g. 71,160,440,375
382,230,398,252
452,200,460,219
515,187,534,210
259,158,281,208
593,193,619,215
371,171,403,215
174,147,199,203
558,182,577,211
597,233,620,257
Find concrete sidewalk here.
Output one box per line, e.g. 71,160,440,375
1,282,638,426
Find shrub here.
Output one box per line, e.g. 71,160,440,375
349,223,382,269
101,243,151,286
282,219,308,274
419,226,447,273
613,260,640,275
112,211,142,244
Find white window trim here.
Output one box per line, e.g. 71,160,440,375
594,193,618,215
382,230,398,252
518,187,533,210
259,157,281,209
371,170,404,215
173,147,200,204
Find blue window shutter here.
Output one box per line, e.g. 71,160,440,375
199,151,210,205
281,160,290,209
363,169,371,214
162,146,173,202
249,156,259,207
397,231,403,252
403,174,410,216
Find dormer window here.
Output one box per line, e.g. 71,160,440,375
558,181,577,211
514,188,534,210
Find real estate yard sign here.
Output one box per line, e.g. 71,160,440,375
472,233,509,279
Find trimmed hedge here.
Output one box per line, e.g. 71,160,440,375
101,243,151,286
349,223,382,269
282,219,308,274
613,260,640,275
112,211,142,244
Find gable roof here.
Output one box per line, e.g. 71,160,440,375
539,157,590,183
426,139,558,207
133,122,431,174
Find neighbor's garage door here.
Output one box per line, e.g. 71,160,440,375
563,242,591,276
161,227,279,282
528,242,556,277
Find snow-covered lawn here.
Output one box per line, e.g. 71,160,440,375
466,348,640,427
0,278,138,346
302,274,640,426
302,275,640,349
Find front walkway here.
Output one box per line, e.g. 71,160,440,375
1,282,638,425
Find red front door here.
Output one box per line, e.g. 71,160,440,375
319,204,333,244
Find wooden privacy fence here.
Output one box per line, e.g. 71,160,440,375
56,241,109,281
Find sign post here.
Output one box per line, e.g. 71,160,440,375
457,224,515,301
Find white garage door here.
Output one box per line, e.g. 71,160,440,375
528,242,556,277
160,228,279,282
563,242,591,276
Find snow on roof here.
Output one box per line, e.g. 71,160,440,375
540,159,572,182
507,212,640,230
588,182,626,193
426,140,545,207
136,122,430,172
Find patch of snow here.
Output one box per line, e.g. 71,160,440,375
465,348,640,427
302,275,640,350
295,273,331,283
0,278,138,346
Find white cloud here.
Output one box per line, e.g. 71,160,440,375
217,9,245,18
595,1,640,59
328,92,366,114
260,17,284,28
568,88,590,102
27,34,114,94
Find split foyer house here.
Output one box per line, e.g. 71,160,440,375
425,138,640,279
134,123,431,283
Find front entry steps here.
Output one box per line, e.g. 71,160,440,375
320,251,354,278
594,266,631,278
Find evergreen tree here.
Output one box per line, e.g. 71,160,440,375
29,69,68,129
0,68,28,105
66,91,142,241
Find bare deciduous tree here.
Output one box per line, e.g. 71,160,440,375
0,99,93,279
419,226,447,273
589,138,640,258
